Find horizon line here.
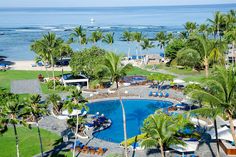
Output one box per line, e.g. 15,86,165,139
0,3,236,9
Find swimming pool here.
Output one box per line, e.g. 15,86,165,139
87,99,173,143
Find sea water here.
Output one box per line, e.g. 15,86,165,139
0,4,235,60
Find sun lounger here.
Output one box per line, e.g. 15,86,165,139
165,93,169,97
154,92,158,97
148,91,153,96
159,92,163,97
96,147,108,156
81,145,89,154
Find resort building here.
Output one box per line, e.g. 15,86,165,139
226,44,236,64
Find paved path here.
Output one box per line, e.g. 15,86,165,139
11,79,42,94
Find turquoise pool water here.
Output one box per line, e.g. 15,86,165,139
87,99,173,143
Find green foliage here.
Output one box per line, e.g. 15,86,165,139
103,52,133,89
183,83,202,95
147,73,174,83
70,46,106,79
140,112,189,151
176,48,201,68
46,80,61,89
165,39,185,61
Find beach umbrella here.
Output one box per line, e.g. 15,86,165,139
207,126,235,142
62,109,81,116
170,141,199,157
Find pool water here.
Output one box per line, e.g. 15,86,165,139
87,99,173,143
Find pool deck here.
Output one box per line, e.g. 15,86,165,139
38,85,229,157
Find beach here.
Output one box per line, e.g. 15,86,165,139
9,60,72,71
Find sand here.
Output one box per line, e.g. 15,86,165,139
9,61,72,71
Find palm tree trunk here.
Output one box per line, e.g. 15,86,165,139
214,118,221,157
118,91,128,157
204,57,209,78
51,55,56,91
116,80,119,89
228,112,236,148
159,141,165,157
73,114,79,157
60,56,64,77
36,122,44,157
13,124,20,157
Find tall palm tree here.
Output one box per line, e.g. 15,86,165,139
189,66,236,147
102,32,115,51
90,30,103,46
31,32,63,90
198,24,209,36
187,34,226,77
207,11,225,38
103,52,132,157
156,32,169,58
24,94,48,157
141,38,155,54
184,21,197,35
70,26,86,46
1,95,26,157
64,91,88,157
141,112,189,157
133,32,143,59
103,52,132,89
122,31,133,58
57,43,73,76
225,10,236,31
224,28,236,49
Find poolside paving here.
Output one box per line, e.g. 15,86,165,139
11,79,42,94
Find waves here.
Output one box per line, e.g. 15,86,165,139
0,24,184,34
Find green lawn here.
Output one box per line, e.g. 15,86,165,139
0,70,63,93
127,66,157,76
0,127,62,157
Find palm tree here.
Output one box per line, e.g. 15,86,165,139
207,11,225,38
141,112,189,157
140,38,155,65
122,31,133,58
156,32,169,58
141,38,155,54
198,24,209,36
57,43,73,76
184,21,197,35
46,94,62,115
189,66,236,147
64,91,88,157
187,34,226,77
225,10,236,31
103,52,132,89
133,32,143,59
31,32,63,90
70,26,86,46
24,94,48,157
102,32,115,51
1,95,26,157
224,28,236,49
90,30,103,46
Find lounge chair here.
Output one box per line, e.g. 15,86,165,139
159,92,163,97
81,145,89,154
154,92,158,97
148,91,153,96
89,146,96,155
165,92,169,97
96,147,108,156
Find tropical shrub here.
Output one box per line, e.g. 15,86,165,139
176,48,201,68
70,46,106,79
165,39,185,61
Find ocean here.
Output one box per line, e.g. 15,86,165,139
0,4,236,60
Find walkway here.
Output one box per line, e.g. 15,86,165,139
11,79,42,94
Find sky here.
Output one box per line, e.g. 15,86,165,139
0,0,235,7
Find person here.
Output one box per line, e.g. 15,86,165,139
38,74,44,82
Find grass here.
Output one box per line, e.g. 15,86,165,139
0,127,62,157
127,66,157,76
0,70,64,93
